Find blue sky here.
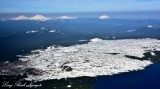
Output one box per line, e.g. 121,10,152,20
0,0,160,13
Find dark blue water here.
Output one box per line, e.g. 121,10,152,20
0,18,160,89
0,18,160,61
94,63,160,89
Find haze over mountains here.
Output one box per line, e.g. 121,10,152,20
12,14,111,21
12,14,51,21
12,15,80,21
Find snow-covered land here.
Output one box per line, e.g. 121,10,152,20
99,15,110,19
12,15,51,21
12,15,29,20
17,38,160,81
56,16,77,20
29,15,51,21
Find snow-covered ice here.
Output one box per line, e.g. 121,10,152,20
90,38,103,42
147,25,153,28
126,30,136,32
26,30,38,33
40,27,45,30
49,30,56,33
78,40,88,42
67,85,72,88
17,38,160,81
